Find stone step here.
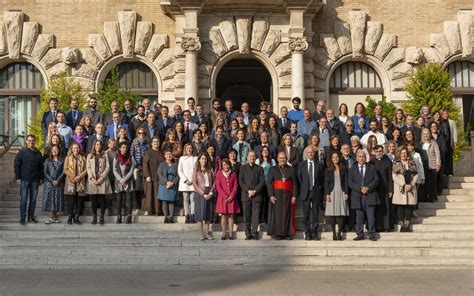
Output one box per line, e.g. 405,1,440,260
0,255,472,268
448,183,474,189
449,176,474,183
0,236,472,248
437,195,474,202
412,216,474,224
442,189,474,195
416,208,474,216
417,201,474,209
0,245,472,258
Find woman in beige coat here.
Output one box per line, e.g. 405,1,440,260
392,146,418,232
64,142,87,225
86,140,112,225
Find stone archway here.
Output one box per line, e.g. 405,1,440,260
216,58,272,114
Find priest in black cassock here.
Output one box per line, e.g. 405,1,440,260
370,145,394,232
267,151,298,240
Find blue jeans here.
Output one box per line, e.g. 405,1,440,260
19,181,39,220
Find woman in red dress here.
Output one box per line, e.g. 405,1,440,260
215,158,240,240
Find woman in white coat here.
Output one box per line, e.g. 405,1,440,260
178,143,198,223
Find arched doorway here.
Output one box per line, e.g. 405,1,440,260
216,59,272,114
104,61,159,105
328,61,384,114
447,60,474,132
0,62,45,144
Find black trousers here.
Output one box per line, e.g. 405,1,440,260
66,194,81,217
301,189,321,236
445,145,454,176
90,194,106,216
328,216,346,234
397,205,414,222
242,199,262,237
355,197,376,236
426,168,438,202
117,191,132,216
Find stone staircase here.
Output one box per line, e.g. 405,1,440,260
0,151,473,269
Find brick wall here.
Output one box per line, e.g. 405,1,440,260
0,0,176,48
313,0,473,48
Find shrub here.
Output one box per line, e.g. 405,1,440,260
365,95,397,120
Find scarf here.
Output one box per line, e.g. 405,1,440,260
72,134,86,151
118,152,132,166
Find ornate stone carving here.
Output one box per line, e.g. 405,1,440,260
271,44,291,65
421,47,443,63
4,11,23,59
219,17,238,51
321,33,341,60
365,21,383,54
62,47,80,65
145,34,168,60
118,11,137,58
288,37,308,53
72,63,96,79
443,21,462,54
40,48,62,69
458,10,473,58
135,21,153,55
181,36,201,53
261,30,280,56
348,10,367,58
0,23,6,55
374,33,397,60
155,48,174,69
390,62,413,80
209,27,227,56
31,34,54,60
104,22,122,55
88,34,112,60
78,48,102,69
313,47,333,69
405,47,423,64
429,33,451,60
236,16,251,54
383,48,405,69
334,21,351,55
20,22,39,55
251,16,269,51
47,62,68,78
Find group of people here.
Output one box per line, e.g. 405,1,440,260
14,95,457,241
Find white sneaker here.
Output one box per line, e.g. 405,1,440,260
53,218,61,223
44,219,53,225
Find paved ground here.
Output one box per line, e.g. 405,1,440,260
0,269,472,295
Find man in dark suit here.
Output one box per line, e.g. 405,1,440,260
41,98,59,140
156,105,175,134
312,100,326,124
210,125,231,159
191,104,212,130
143,112,163,141
348,150,380,241
86,123,108,154
83,97,103,127
277,106,294,136
326,108,343,136
238,151,265,240
297,146,324,240
400,115,421,142
340,119,356,145
104,100,123,126
105,111,131,140
66,99,83,129
254,131,277,159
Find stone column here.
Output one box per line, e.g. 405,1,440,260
181,36,201,102
289,37,308,108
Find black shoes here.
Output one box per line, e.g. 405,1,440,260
99,215,105,225
67,216,73,225
28,217,37,223
19,218,26,225
337,233,343,241
185,215,190,224
116,215,122,224
73,216,81,225
353,236,365,241
91,215,97,225
369,235,378,241
125,215,132,224
245,235,252,240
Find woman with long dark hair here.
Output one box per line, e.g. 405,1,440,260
193,153,216,240
113,141,135,224
42,145,65,224
64,142,87,225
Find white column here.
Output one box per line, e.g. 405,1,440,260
288,37,308,108
185,51,198,100
181,37,201,102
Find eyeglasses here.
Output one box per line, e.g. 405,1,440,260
138,132,145,135
346,124,353,127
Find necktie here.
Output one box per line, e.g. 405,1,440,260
163,118,167,127
186,122,190,133
309,161,314,189
114,124,118,139
52,111,56,121
73,110,77,122
283,118,286,126
360,165,364,180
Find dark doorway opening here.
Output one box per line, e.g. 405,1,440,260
216,59,272,114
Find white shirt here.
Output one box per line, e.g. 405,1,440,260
360,131,387,148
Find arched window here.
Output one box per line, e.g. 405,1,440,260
328,61,383,115
447,61,474,131
0,62,44,143
105,62,158,104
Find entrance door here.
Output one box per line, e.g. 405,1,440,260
216,59,272,114
462,95,474,133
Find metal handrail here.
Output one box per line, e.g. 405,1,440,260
0,134,25,159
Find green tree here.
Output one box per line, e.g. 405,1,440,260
365,95,397,120
402,63,467,161
28,72,85,152
91,66,141,114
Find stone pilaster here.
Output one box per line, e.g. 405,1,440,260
181,36,201,102
288,36,308,107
